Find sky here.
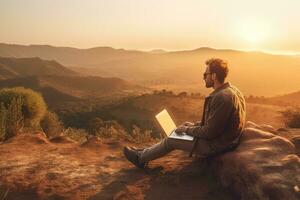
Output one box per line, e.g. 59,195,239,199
1,0,300,54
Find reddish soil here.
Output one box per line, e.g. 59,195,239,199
0,132,235,200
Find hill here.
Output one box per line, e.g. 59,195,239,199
0,75,148,107
268,90,300,106
0,56,77,79
60,94,286,138
1,43,300,96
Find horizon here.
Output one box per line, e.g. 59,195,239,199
1,0,300,54
1,42,300,56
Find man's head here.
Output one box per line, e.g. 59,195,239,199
203,58,229,88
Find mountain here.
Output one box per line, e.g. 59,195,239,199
1,43,300,96
0,56,77,79
0,43,146,67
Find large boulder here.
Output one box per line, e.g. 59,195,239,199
213,122,300,200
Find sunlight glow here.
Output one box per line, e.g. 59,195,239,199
237,19,270,44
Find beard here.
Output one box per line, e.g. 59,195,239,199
205,80,214,88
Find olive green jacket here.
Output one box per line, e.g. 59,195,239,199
186,82,246,155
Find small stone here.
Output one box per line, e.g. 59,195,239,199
294,185,300,192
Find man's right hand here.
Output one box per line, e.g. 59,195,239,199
182,121,194,127
175,125,187,135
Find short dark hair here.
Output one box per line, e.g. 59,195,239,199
205,58,229,83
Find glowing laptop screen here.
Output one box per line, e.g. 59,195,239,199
155,109,176,136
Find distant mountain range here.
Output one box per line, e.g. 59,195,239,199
0,43,300,96
0,56,148,106
0,75,147,107
0,56,77,79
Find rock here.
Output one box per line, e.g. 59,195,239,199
81,136,102,148
50,136,76,144
245,121,278,134
213,124,300,200
5,133,49,144
277,127,289,132
290,136,300,156
32,131,47,138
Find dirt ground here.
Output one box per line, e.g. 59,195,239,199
0,132,236,200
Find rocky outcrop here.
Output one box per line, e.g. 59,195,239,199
213,122,300,200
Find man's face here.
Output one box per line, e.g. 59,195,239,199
203,66,214,88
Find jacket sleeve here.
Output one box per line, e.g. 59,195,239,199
186,95,234,139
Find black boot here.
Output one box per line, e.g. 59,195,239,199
123,146,147,169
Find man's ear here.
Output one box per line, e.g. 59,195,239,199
212,73,217,81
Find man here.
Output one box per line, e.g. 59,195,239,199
123,58,246,168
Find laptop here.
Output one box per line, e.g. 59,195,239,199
155,109,194,141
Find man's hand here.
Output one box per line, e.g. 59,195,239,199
175,125,188,135
182,121,194,127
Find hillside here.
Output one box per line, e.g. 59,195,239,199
268,90,300,106
0,76,149,107
1,43,300,96
0,56,77,79
60,94,286,138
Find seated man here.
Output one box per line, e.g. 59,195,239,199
123,58,246,168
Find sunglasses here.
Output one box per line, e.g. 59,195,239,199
203,72,212,79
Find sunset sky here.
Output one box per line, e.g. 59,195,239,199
1,0,300,54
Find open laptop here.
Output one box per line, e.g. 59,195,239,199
155,109,194,141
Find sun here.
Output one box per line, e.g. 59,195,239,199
236,19,270,44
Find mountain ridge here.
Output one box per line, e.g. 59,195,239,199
1,43,300,96
0,56,77,79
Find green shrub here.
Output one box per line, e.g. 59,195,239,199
40,111,64,138
93,120,131,140
62,127,88,143
0,87,47,127
281,106,300,128
0,103,7,140
0,97,24,140
5,97,24,138
87,117,104,135
0,87,47,140
131,124,156,143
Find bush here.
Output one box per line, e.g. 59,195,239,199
94,120,131,140
62,127,88,143
131,125,155,143
0,103,7,140
40,111,64,138
0,87,47,140
87,117,142,141
0,97,24,139
0,87,47,127
87,117,104,135
281,107,300,128
5,97,24,138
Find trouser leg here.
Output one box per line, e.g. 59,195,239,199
139,137,211,163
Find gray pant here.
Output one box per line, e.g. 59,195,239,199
139,137,211,163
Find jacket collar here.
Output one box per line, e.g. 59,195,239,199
207,82,231,98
